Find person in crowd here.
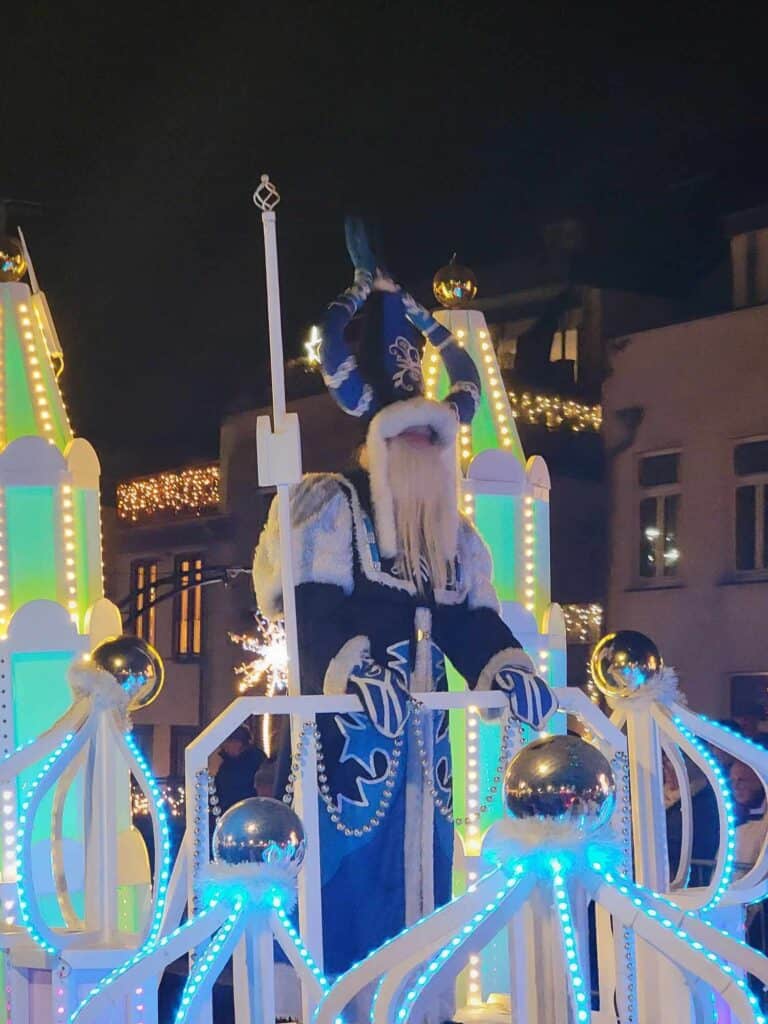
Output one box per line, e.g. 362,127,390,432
211,725,267,814
663,752,719,885
730,759,768,878
733,704,768,749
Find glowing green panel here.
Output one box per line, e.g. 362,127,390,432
2,313,38,442
4,487,58,609
75,488,100,615
534,499,551,620
13,651,79,837
474,493,519,603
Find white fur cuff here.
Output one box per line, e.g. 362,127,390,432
324,636,370,695
476,647,535,692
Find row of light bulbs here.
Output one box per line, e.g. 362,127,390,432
116,465,221,522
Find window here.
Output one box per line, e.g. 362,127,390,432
638,452,681,578
734,439,768,572
174,554,203,658
131,560,158,646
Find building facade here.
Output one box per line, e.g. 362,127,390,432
604,214,768,716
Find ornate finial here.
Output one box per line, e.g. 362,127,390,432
253,174,281,211
432,253,478,308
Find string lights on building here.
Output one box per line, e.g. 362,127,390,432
116,464,220,522
561,603,604,645
507,391,602,432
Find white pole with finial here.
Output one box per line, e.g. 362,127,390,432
253,174,325,1015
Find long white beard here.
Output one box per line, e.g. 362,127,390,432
386,436,459,593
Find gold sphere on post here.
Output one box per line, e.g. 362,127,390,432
0,236,26,283
432,254,478,308
590,630,662,699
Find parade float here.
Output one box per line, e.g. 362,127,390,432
1,185,768,1024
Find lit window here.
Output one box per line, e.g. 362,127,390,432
131,560,158,646
734,439,768,572
174,554,203,658
638,453,681,579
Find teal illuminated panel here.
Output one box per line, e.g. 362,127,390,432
13,651,79,839
4,487,58,610
474,493,519,603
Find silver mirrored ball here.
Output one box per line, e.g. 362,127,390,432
504,735,616,836
212,797,306,869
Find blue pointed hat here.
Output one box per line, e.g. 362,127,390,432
317,220,482,558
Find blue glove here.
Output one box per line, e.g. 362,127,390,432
493,665,557,730
344,216,377,276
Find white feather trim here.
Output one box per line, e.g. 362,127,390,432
604,665,682,710
252,474,354,619
68,658,130,720
324,636,370,695
366,398,459,558
476,647,535,692
201,861,299,912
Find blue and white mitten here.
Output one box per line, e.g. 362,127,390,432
324,636,410,738
477,648,557,730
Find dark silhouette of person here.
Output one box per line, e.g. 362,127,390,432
213,725,266,813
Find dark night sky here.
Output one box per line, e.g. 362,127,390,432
3,2,767,490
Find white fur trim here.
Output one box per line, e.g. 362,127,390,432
324,636,370,695
476,647,535,692
459,520,501,613
366,398,459,559
252,475,354,619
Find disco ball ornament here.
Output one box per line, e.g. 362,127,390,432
432,254,478,309
590,630,662,698
0,236,26,283
212,797,306,869
91,635,165,711
504,734,616,836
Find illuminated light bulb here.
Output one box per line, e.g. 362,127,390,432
456,330,465,339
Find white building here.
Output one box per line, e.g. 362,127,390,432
604,207,768,716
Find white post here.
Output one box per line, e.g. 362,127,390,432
625,708,670,1024
253,176,325,1018
84,712,117,941
232,914,276,1024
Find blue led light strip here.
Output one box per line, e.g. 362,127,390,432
16,728,81,954
313,867,504,1024
590,860,767,1024
70,901,230,1023
123,729,172,948
392,867,524,1024
174,899,246,1024
671,716,736,911
274,902,329,990
550,859,591,1024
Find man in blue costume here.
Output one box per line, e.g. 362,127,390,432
252,221,556,978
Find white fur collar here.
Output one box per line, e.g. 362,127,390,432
365,398,459,559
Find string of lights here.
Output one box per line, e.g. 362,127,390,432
117,464,220,522
562,603,604,644
508,391,602,432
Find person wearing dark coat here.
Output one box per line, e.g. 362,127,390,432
212,725,266,813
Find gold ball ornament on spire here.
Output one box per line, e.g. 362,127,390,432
590,630,662,699
91,635,165,711
0,235,27,282
432,254,478,308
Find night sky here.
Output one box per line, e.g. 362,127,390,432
3,2,767,490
